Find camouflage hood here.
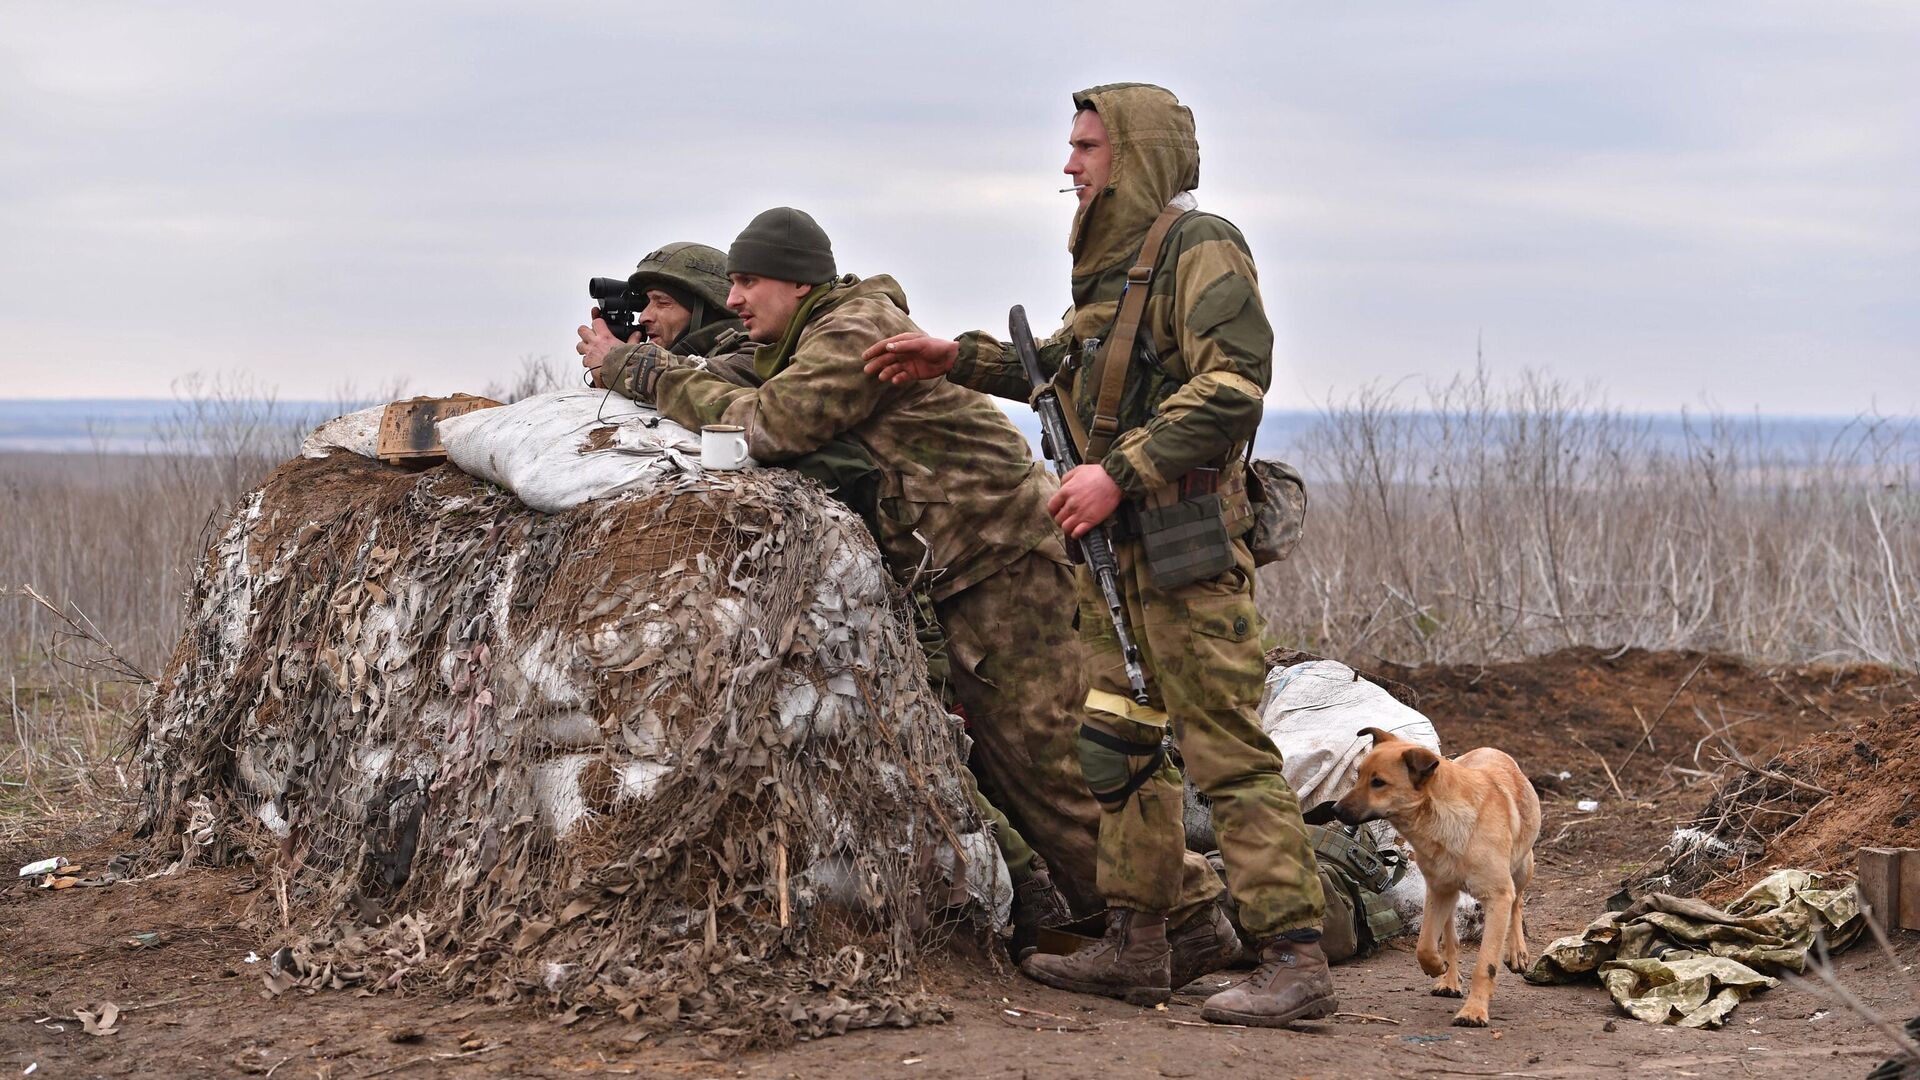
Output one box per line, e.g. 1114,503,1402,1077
1068,83,1200,299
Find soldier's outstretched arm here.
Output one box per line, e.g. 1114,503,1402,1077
862,325,1073,403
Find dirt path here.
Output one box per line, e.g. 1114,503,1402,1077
3,649,1914,1079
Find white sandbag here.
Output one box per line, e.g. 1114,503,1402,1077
1185,660,1479,940
436,388,757,513
300,404,384,459
1260,660,1440,809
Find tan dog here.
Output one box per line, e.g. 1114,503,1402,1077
1332,727,1540,1027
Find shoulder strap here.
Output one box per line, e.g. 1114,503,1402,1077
1083,203,1189,462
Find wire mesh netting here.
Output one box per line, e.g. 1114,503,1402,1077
135,452,999,1044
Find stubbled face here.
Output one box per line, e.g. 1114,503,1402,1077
1333,740,1439,827
637,289,691,349
726,273,813,342
1064,108,1112,208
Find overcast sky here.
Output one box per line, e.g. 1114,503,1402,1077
2,1,1914,415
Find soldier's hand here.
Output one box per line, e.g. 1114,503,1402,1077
862,333,958,384
1049,463,1123,539
577,309,623,382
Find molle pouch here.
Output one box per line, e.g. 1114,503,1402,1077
1133,491,1235,590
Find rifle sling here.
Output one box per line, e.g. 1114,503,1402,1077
1081,202,1189,463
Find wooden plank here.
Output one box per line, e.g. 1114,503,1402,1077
1857,846,1902,929
1898,847,1920,931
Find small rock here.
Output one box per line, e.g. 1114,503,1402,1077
1604,1020,1618,1032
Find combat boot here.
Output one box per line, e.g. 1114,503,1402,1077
1168,899,1247,990
1198,935,1338,1027
1010,864,1074,960
1019,908,1171,1006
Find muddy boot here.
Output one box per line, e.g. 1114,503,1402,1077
1019,908,1171,1006
1010,864,1074,960
1168,899,1247,990
1199,934,1338,1027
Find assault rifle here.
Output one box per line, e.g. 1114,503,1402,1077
1009,305,1150,705
588,276,643,344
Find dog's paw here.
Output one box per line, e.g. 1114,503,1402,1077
1450,1006,1489,1028
1417,952,1448,978
1505,954,1530,974
1430,981,1464,999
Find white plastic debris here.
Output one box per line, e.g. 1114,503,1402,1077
1577,799,1601,812
17,857,66,878
243,952,261,964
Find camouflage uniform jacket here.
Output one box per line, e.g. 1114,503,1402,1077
601,273,1062,601
949,83,1271,515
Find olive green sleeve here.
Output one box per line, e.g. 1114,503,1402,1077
1101,217,1271,499
949,319,1075,402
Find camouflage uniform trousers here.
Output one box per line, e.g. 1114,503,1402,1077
1077,536,1326,939
933,547,1224,920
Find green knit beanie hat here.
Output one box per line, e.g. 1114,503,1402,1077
726,207,836,285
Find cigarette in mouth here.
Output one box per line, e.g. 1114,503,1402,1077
1058,184,1089,192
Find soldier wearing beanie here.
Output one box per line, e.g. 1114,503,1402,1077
579,208,1236,967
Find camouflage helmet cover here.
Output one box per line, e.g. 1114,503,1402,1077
628,242,733,312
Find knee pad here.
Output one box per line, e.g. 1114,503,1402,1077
1076,724,1168,809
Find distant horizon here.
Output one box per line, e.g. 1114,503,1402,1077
2,395,1911,460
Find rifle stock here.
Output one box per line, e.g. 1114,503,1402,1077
1009,306,1151,705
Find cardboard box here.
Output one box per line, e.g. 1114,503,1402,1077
376,394,501,466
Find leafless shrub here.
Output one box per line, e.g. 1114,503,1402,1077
482,354,571,402
1261,368,1918,670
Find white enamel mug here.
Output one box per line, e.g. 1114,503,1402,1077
700,424,749,470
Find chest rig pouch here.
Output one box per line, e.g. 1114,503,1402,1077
1127,469,1234,588
1075,203,1235,590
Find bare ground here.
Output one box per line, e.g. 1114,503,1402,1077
4,648,1916,1079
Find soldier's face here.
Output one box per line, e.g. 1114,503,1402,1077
638,289,691,349
726,274,814,342
1064,109,1111,208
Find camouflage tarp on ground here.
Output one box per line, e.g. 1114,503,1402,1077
134,452,1003,1045
1525,869,1862,1028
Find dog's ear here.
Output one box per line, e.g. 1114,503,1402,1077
1358,726,1399,745
1402,746,1441,788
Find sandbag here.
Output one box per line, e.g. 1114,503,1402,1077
436,388,756,513
1185,660,1478,944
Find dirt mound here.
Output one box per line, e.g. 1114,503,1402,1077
1379,646,1912,800
1662,701,1920,898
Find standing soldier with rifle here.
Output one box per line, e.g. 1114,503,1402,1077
863,82,1336,1027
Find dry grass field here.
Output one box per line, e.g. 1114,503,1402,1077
1,373,1916,1077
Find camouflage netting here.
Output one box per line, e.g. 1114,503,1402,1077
135,452,1003,1044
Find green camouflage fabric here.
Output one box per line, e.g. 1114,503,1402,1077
934,549,1224,918
944,83,1321,938
670,317,746,358
1525,869,1863,1029
607,273,1059,603
680,345,1218,918
1079,538,1324,936
949,83,1270,508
